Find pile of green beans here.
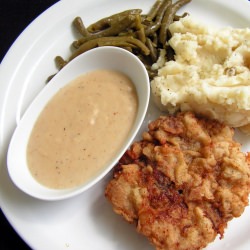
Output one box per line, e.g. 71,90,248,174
49,0,191,81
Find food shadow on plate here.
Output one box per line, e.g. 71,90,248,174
90,174,153,250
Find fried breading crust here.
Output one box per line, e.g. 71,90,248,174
105,112,250,250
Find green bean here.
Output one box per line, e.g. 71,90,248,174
174,12,189,21
78,15,137,44
146,38,157,63
48,0,192,82
69,36,150,61
47,74,56,82
55,56,67,69
159,0,191,45
145,0,172,36
151,33,158,47
47,56,67,81
74,14,143,49
73,17,89,37
146,0,164,21
118,29,136,37
72,40,81,49
87,9,142,33
133,15,146,43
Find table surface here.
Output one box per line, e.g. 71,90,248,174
0,1,58,249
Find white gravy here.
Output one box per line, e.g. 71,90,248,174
27,69,138,189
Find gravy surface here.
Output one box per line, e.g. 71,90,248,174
27,70,138,189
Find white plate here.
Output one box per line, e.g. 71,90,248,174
0,0,250,249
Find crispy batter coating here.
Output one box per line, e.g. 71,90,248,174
105,112,250,250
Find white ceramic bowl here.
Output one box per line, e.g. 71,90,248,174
7,46,150,201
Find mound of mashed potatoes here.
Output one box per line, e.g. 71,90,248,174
151,16,250,133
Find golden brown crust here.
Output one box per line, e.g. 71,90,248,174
105,112,250,250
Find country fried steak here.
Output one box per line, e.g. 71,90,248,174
105,112,250,250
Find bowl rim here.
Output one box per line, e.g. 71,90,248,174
7,46,150,201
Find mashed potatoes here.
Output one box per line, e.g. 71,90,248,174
151,16,250,133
